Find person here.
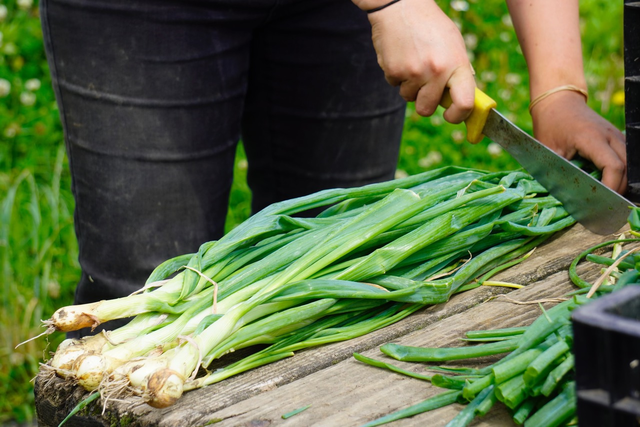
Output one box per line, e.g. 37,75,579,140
40,0,626,335
356,0,626,192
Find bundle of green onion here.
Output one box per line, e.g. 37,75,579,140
41,166,575,409
355,207,640,427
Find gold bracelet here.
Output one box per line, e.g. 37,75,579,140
528,84,589,114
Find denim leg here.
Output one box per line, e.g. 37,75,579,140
40,0,405,337
40,0,263,329
241,0,406,213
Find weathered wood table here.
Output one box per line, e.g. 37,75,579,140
34,224,627,427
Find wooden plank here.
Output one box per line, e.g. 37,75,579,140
34,224,625,426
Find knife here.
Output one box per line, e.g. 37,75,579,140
441,87,634,235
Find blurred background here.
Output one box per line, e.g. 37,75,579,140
0,0,625,424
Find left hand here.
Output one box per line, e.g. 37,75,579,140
530,91,627,194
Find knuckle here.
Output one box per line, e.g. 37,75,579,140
609,159,626,174
400,89,417,102
401,92,417,102
405,64,424,79
428,60,448,77
446,114,464,125
415,103,435,117
552,146,569,158
384,62,406,80
457,97,475,112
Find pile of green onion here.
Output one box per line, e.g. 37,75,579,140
355,208,640,427
40,166,575,409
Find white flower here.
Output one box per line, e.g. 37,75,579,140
0,79,10,97
585,75,598,86
498,89,512,100
17,0,33,10
430,115,444,126
502,14,513,27
487,142,503,156
237,159,248,170
10,352,25,366
418,151,443,168
0,5,7,22
481,71,496,83
466,51,475,63
463,33,478,50
48,280,61,299
505,73,522,86
395,169,409,179
4,126,16,137
452,129,465,143
0,31,3,48
500,32,512,43
20,91,36,106
450,0,469,12
25,78,41,91
3,42,17,55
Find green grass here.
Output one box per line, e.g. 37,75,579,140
0,0,625,423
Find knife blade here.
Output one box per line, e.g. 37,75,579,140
442,88,634,235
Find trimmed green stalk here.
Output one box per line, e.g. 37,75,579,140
465,326,527,340
540,354,574,397
495,374,528,409
360,390,463,427
444,385,495,427
353,353,433,381
513,397,540,425
492,349,542,384
462,374,493,400
381,339,520,362
432,374,471,390
524,381,576,427
523,340,571,386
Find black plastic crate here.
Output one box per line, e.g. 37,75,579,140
626,1,640,200
572,285,640,426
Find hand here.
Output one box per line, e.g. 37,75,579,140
360,0,476,123
530,91,627,194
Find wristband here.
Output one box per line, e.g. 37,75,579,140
528,84,589,113
366,0,402,14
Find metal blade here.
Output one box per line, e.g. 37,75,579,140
483,109,634,235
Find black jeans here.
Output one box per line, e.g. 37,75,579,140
41,0,406,317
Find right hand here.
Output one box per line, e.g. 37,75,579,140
356,0,476,124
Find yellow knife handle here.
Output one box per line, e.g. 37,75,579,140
440,87,497,144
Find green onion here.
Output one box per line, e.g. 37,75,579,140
523,381,576,427
360,390,462,427
512,397,540,425
523,340,571,387
540,354,574,397
354,209,640,427
281,405,311,419
381,339,520,362
466,326,528,340
39,165,580,412
445,385,495,427
353,353,432,381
